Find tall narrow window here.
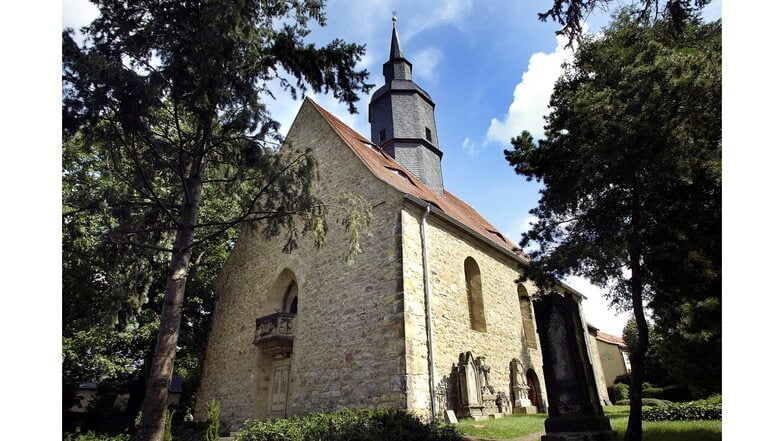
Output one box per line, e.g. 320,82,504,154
425,127,432,142
380,128,387,142
518,285,537,349
464,257,487,332
282,280,298,314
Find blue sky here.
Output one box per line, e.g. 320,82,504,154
61,0,723,336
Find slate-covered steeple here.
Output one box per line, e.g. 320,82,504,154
383,17,412,82
369,16,444,194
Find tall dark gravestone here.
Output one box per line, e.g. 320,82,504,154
533,293,616,441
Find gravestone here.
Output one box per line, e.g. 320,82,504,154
533,293,616,441
456,351,485,418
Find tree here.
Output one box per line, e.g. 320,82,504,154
504,12,720,441
63,2,373,440
538,0,712,44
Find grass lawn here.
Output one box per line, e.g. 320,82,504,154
455,406,721,440
456,413,546,439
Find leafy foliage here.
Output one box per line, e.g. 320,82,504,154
504,9,720,441
615,398,672,407
203,400,220,441
538,0,712,44
608,383,630,403
642,386,692,403
62,1,374,440
65,433,133,441
643,395,721,421
234,408,466,441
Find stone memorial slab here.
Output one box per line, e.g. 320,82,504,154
534,293,617,441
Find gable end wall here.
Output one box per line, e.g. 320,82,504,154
196,100,407,429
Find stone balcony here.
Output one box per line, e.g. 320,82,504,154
253,312,295,356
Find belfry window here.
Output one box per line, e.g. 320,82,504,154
464,257,487,332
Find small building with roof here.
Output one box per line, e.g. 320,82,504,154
593,330,630,387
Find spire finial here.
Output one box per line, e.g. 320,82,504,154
389,12,404,60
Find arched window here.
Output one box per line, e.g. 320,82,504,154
282,280,298,314
464,257,487,332
518,285,537,349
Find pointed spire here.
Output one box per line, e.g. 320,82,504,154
383,15,412,82
390,14,404,59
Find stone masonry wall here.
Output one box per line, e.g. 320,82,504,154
595,339,626,400
195,100,406,430
400,203,548,418
587,334,612,404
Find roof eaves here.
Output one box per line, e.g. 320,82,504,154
404,193,529,266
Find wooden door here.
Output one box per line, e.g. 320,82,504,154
269,360,290,417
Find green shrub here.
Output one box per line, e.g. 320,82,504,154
642,385,692,402
204,400,220,441
614,374,631,385
64,432,132,441
643,395,721,421
615,398,671,407
164,408,174,441
642,386,664,398
234,408,466,441
661,385,693,402
172,421,209,441
608,383,629,403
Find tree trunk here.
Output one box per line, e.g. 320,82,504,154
135,133,209,441
625,188,650,441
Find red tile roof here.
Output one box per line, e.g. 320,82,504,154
307,98,524,258
596,331,626,347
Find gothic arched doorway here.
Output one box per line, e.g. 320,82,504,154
526,369,544,412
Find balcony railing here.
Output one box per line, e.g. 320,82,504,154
253,312,295,355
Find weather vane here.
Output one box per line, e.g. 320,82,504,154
392,11,397,26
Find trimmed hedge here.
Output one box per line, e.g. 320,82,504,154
615,398,672,407
642,385,692,403
234,408,466,441
643,395,721,421
607,383,629,404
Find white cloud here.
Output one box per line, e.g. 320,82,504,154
410,48,444,84
485,34,575,145
403,0,474,39
62,0,99,29
461,137,477,156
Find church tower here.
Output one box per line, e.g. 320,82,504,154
369,17,444,194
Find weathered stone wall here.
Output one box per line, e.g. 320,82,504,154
587,334,612,404
595,339,628,394
400,203,548,418
195,100,407,429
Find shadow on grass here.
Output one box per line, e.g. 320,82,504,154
455,407,721,441
608,408,722,441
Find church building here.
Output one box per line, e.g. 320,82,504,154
195,20,609,429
